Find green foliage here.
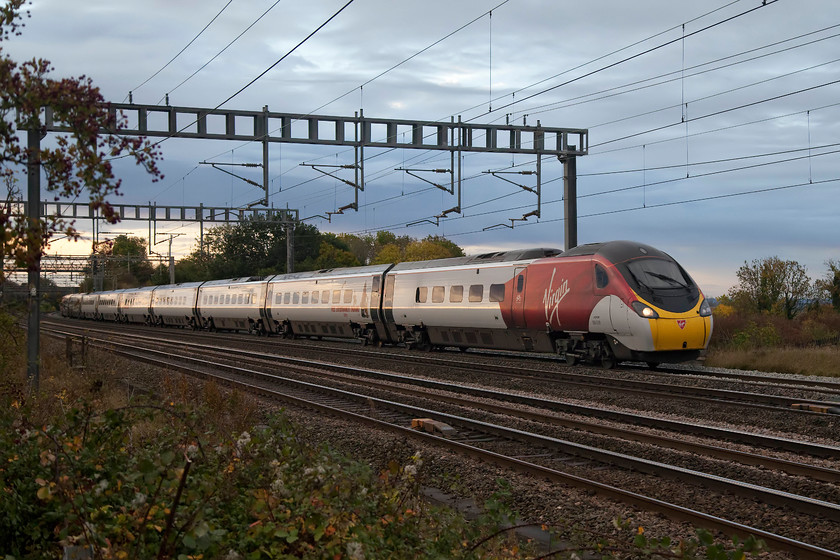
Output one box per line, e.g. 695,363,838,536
815,258,840,312
0,398,530,559
730,321,782,349
609,517,767,559
727,257,812,319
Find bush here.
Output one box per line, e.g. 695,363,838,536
0,398,535,559
710,306,840,349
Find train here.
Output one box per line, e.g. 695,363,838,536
60,240,713,368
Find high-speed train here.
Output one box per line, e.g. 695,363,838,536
61,240,713,368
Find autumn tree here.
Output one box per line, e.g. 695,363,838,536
80,234,153,290
0,0,162,276
727,257,813,319
815,259,840,312
184,218,321,280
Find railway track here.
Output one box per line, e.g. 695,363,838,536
49,318,840,417
44,321,840,558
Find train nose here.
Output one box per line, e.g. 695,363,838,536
652,315,711,351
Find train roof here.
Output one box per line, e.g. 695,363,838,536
268,263,393,282
561,240,672,262
390,248,563,271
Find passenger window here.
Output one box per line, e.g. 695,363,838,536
489,284,505,302
302,292,309,304
237,294,243,304
469,285,483,302
275,293,282,304
322,290,330,303
432,286,445,303
344,289,353,304
333,290,341,303
595,264,609,289
293,293,300,304
450,285,463,303
311,291,319,304
284,293,291,304
416,287,428,303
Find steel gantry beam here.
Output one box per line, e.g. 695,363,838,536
41,103,588,156
42,103,587,230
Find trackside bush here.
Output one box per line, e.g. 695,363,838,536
0,400,530,559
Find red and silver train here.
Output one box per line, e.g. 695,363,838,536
61,240,713,367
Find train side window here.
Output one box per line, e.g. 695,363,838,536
322,290,330,303
489,284,505,302
332,290,341,303
236,294,242,304
311,291,319,304
595,264,609,289
469,284,483,302
293,293,300,304
432,286,445,303
302,292,309,304
416,286,428,303
344,289,353,304
284,292,291,304
275,293,282,304
517,274,525,293
450,285,463,303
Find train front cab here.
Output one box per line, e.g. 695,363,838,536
592,241,713,365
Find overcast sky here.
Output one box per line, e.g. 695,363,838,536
6,0,840,296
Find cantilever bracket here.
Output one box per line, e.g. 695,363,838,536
200,161,268,207
396,167,453,194
485,169,538,193
302,163,361,190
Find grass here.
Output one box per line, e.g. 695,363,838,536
705,346,840,377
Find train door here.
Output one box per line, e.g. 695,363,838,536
263,283,275,332
511,267,527,328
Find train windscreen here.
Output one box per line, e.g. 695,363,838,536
618,257,700,313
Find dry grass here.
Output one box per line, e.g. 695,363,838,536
3,332,261,438
705,345,840,377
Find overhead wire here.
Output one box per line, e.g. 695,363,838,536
125,0,236,102
158,0,286,104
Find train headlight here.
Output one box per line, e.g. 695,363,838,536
699,298,712,317
631,301,659,319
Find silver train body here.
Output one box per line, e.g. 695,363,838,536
61,242,713,366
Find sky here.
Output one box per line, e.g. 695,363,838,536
5,0,840,296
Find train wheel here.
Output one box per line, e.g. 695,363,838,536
600,356,616,369
564,353,578,366
646,361,660,370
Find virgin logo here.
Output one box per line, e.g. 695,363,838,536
543,268,571,325
677,320,686,329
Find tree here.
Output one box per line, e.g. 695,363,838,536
186,218,322,280
371,234,464,265
815,259,840,312
728,257,812,319
85,235,153,289
311,240,360,269
0,0,162,275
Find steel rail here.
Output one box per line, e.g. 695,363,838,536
44,320,840,459
45,327,840,522
43,326,840,560
110,330,840,483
